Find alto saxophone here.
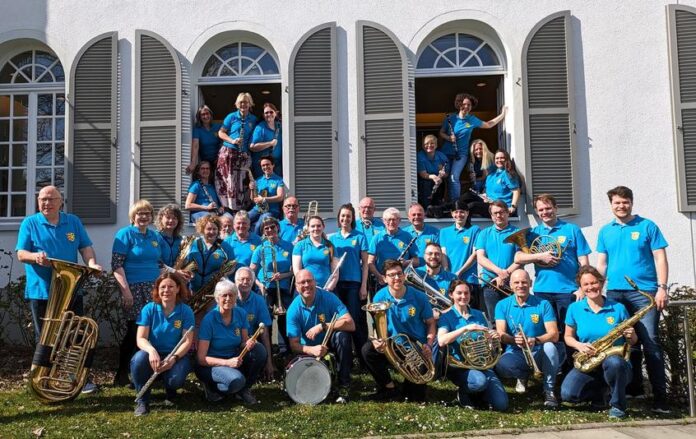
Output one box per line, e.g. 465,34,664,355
188,241,237,316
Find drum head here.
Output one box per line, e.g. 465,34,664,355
284,357,331,405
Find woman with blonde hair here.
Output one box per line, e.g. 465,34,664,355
417,134,449,208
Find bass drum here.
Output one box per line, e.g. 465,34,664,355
284,356,331,405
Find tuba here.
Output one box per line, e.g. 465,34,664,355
29,258,101,403
503,228,562,267
363,301,435,384
448,329,502,370
404,263,452,312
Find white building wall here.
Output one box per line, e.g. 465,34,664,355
0,0,694,287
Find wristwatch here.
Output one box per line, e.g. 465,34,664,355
658,283,668,289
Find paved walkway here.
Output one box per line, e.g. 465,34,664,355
464,422,696,438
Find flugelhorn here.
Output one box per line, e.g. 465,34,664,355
517,324,542,379
476,274,512,296
503,228,562,267
404,263,452,312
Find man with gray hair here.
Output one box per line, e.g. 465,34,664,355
367,207,419,288
235,267,274,380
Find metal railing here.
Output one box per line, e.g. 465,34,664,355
668,300,696,417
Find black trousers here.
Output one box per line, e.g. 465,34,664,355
361,341,427,401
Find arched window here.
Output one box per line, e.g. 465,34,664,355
417,33,503,74
201,42,279,80
0,49,65,221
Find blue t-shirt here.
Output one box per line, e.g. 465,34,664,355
292,238,333,287
403,224,440,263
224,233,262,268
329,229,368,283
16,212,93,300
255,173,285,215
279,218,305,244
112,225,162,284
472,158,496,193
474,224,519,284
485,168,519,207
221,110,257,152
415,267,457,299
185,238,235,291
198,306,249,358
440,224,480,283
188,180,221,208
597,215,668,292
494,294,556,352
565,298,629,346
369,229,419,274
157,232,183,269
193,122,222,162
438,307,488,362
440,113,484,160
137,302,195,353
251,121,282,177
237,291,273,332
417,150,450,176
373,286,434,344
251,239,294,290
355,217,385,241
530,220,592,294
286,289,348,346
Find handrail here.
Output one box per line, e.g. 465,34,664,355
668,300,696,417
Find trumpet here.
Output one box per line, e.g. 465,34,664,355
476,274,512,296
261,240,286,315
297,200,319,241
517,324,543,379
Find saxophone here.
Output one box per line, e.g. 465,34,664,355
188,240,237,316
29,259,101,403
572,276,655,373
172,235,198,274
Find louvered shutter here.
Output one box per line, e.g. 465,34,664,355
68,32,117,223
357,22,412,212
135,30,181,211
668,5,696,211
523,12,578,215
289,23,337,215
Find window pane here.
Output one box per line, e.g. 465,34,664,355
458,34,483,51
459,49,479,67
13,119,27,141
241,43,263,60
432,34,456,52
0,120,8,141
0,195,6,216
0,170,7,191
12,143,26,166
52,64,64,82
14,95,28,116
477,46,499,66
56,94,65,115
38,94,53,115
14,67,31,83
417,47,437,69
0,63,15,83
10,52,32,69
246,65,261,76
0,95,9,117
55,168,64,189
216,44,238,61
10,194,25,217
0,145,7,166
436,57,452,68
37,66,54,82
56,118,64,140
35,167,51,188
37,143,52,166
463,57,479,68
202,56,222,77
11,168,26,191
36,51,56,68
37,118,53,141
220,65,235,76
258,54,279,74
55,143,64,165
241,58,252,73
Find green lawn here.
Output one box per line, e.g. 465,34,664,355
0,374,685,438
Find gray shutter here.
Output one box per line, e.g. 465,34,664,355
357,22,412,212
668,5,696,211
135,30,181,211
522,12,578,215
68,32,117,223
289,23,337,215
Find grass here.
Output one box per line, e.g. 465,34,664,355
0,372,686,439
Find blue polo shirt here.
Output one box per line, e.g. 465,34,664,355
356,217,385,241
199,306,249,358
192,122,222,162
494,294,555,352
137,302,195,353
16,212,93,300
565,298,629,346
485,169,519,207
188,180,220,207
292,238,333,287
597,215,668,292
255,173,284,215
474,224,519,284
440,113,483,161
438,307,488,362
530,220,592,294
440,224,480,283
415,267,457,298
369,229,419,274
221,110,257,152
286,289,348,346
417,150,450,176
403,224,440,261
251,122,283,176
279,218,304,244
186,238,235,291
112,225,162,284
329,229,368,283
237,291,273,332
157,232,182,268
224,233,262,268
251,239,293,290
373,286,434,344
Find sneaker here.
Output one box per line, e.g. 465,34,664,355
236,388,258,405
134,401,149,417
81,381,99,395
163,391,177,407
515,379,527,394
456,390,474,409
652,400,671,414
543,390,559,409
608,406,627,419
335,386,350,404
203,382,223,403
367,387,400,402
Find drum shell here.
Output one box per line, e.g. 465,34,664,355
284,356,331,405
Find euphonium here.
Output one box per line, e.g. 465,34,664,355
448,329,502,370
503,228,562,267
404,263,452,312
362,301,435,384
573,276,655,373
29,258,101,403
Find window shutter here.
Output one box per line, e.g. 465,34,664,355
357,22,412,212
668,5,696,211
68,32,117,223
522,12,578,215
289,23,337,215
135,30,181,211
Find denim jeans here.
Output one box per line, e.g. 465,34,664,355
29,293,84,344
447,367,508,411
335,280,368,364
606,289,666,399
561,355,632,411
482,287,506,324
533,292,574,335
248,209,279,235
328,331,354,387
495,342,566,392
195,344,267,396
130,349,192,403
448,154,468,201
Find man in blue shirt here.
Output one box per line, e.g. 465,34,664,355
248,157,285,235
368,208,419,289
440,201,481,309
414,242,456,310
286,269,355,403
356,197,385,298
494,269,564,408
403,203,440,264
596,186,670,413
278,196,305,245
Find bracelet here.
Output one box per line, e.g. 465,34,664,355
658,283,668,289
321,322,327,331
171,354,179,362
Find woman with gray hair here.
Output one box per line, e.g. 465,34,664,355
195,278,267,404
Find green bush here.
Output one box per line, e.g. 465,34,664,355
660,285,696,402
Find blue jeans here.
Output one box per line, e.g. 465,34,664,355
324,331,354,387
495,342,566,392
482,287,506,324
447,367,508,411
534,292,574,335
606,289,666,399
448,154,468,201
335,281,368,364
561,355,632,411
195,344,267,396
191,211,209,222
248,209,279,235
130,349,192,404
29,294,84,344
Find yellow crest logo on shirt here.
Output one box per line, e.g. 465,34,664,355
151,240,158,247
213,253,220,259
247,314,255,322
398,242,405,248
408,306,416,317
606,316,615,325
557,236,567,244
464,122,471,128
174,320,182,329
323,249,330,255
66,232,75,242
631,232,640,240
270,183,277,188
462,236,470,244
440,288,446,294
235,328,240,337
283,251,289,257
352,239,357,246
530,314,540,324
425,238,432,244
318,314,326,323
250,245,256,251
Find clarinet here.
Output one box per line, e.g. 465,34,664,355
447,113,458,159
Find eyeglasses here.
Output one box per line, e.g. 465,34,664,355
263,225,277,230
219,293,235,299
284,204,299,209
264,111,275,115
135,211,152,217
385,272,404,279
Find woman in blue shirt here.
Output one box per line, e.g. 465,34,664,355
469,150,522,218
292,216,338,290
185,215,235,296
417,134,449,209
185,161,223,221
250,103,282,178
155,203,184,269
131,273,194,416
186,105,221,174
461,139,496,218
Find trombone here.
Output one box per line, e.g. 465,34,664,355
297,200,319,241
261,239,286,315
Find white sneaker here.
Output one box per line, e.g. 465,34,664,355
515,379,527,394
